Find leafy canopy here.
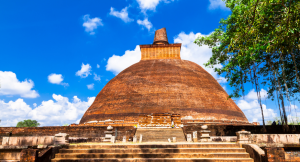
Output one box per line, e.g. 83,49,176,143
16,119,40,127
194,0,300,126
195,0,299,98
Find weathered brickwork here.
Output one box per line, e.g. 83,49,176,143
140,44,181,60
264,147,286,162
80,59,248,124
20,148,38,162
138,113,181,127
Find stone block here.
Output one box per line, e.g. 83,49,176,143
37,145,48,149
54,133,69,145
111,136,115,143
236,130,251,144
107,125,113,130
187,134,192,142
2,136,54,146
193,131,197,142
139,134,143,143
2,137,9,146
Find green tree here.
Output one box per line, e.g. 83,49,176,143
194,0,300,130
266,121,273,125
16,119,40,127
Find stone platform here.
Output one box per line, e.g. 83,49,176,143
51,143,254,162
135,128,186,142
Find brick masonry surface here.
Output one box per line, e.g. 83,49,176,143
80,59,248,124
140,44,181,60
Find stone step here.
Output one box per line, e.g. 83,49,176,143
55,153,250,159
68,144,242,149
51,158,254,162
60,148,247,154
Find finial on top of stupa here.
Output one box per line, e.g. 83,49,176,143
153,28,169,45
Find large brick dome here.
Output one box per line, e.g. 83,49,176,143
80,59,248,124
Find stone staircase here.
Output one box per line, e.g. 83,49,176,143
51,143,254,162
135,128,186,142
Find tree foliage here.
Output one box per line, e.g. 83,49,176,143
16,119,40,127
194,0,300,128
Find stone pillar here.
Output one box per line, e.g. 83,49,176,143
104,125,115,142
111,136,115,143
133,136,137,143
139,134,143,143
200,125,211,142
54,133,69,145
187,134,192,142
123,136,126,143
236,130,251,144
193,131,198,142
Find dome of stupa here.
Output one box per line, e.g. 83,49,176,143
80,59,248,124
80,28,248,124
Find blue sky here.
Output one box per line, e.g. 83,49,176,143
0,0,298,126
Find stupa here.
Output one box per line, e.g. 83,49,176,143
80,28,248,124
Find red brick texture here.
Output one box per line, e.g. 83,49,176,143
20,148,38,162
264,147,285,162
80,59,248,124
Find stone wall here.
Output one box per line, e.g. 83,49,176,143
252,134,300,144
2,136,54,146
182,125,300,137
0,126,136,144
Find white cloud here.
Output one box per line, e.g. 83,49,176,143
136,0,174,12
222,86,226,91
137,18,153,31
174,32,224,80
105,31,226,79
82,14,103,35
0,94,95,126
288,114,300,124
76,63,92,78
217,77,227,83
106,45,141,75
109,7,133,23
245,89,268,100
93,73,101,81
48,73,69,86
238,100,276,123
289,104,298,110
97,64,100,68
237,89,276,123
87,83,94,90
137,0,160,11
0,71,39,98
208,0,229,10
33,103,37,107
